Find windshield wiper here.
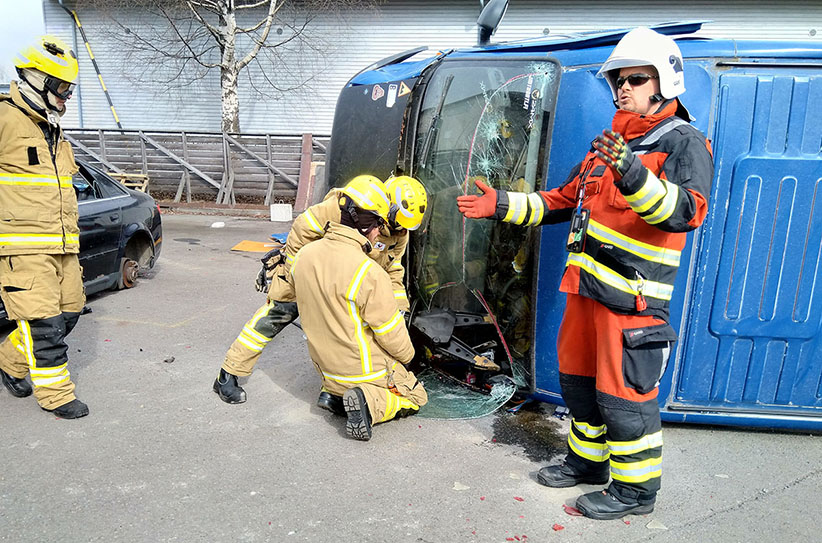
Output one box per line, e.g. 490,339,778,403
418,74,455,170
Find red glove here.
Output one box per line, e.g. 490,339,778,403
456,179,497,218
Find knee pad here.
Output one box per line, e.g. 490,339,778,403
27,315,69,367
63,311,81,336
596,390,661,441
272,301,299,321
559,373,601,422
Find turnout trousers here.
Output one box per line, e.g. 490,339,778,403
221,299,300,377
0,254,85,409
557,293,674,504
316,361,428,425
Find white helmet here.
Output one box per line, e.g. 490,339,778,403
596,27,685,103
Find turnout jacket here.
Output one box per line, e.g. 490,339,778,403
289,223,415,385
0,81,80,256
490,100,714,317
269,188,410,310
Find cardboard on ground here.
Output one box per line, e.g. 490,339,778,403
231,240,282,253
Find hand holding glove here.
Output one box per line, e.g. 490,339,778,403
456,179,497,219
592,130,636,181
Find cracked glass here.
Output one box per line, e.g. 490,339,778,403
411,59,559,395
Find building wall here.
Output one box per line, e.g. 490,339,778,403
44,0,822,134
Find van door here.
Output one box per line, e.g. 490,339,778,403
672,67,822,421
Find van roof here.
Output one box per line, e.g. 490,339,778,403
349,21,822,86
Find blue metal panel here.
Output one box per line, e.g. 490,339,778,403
532,67,612,401
348,57,442,86
673,68,822,426
468,21,706,54
531,62,714,404
432,39,822,75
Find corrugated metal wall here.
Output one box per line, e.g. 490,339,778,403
44,0,822,134
44,1,222,131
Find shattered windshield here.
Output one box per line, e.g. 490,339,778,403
410,59,559,387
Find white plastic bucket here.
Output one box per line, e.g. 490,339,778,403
270,203,292,222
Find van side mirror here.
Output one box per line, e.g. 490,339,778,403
477,0,509,46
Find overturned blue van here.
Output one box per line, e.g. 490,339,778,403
325,13,822,431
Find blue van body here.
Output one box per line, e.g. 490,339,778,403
328,23,822,431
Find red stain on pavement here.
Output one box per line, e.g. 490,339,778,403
562,504,583,516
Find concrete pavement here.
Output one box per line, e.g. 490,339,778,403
1,213,819,542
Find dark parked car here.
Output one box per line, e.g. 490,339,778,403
0,160,162,320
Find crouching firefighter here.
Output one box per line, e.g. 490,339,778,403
289,180,427,441
456,27,714,519
0,36,88,419
213,174,427,413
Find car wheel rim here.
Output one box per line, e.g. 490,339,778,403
122,259,139,288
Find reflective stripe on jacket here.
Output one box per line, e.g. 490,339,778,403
269,188,410,310
491,100,714,315
0,82,80,256
289,223,414,385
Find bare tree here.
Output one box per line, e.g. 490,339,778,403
79,0,379,133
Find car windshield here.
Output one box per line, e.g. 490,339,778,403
410,58,559,375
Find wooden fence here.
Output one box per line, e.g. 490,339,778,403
65,129,329,206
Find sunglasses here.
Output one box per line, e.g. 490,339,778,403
615,73,658,89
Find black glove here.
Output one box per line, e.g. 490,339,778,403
254,248,282,293
592,130,636,181
254,266,270,293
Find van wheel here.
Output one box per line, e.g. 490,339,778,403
118,258,139,289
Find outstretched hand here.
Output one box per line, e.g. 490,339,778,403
456,179,497,218
592,130,636,181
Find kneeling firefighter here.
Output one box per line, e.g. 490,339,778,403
213,174,427,414
289,179,427,441
0,36,88,419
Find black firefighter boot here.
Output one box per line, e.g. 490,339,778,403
43,398,89,419
575,488,655,520
537,461,610,488
317,389,345,416
213,369,247,404
343,387,372,441
0,368,33,398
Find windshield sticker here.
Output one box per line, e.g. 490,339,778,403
523,75,534,110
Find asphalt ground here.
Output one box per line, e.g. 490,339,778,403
1,213,819,542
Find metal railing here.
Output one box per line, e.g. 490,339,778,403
65,129,329,205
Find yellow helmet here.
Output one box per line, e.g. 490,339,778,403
339,174,391,224
15,35,78,82
385,175,427,231
15,35,79,98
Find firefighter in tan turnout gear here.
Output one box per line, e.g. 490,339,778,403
213,174,428,416
289,179,427,440
0,36,88,419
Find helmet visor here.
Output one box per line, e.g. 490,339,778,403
44,76,75,99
